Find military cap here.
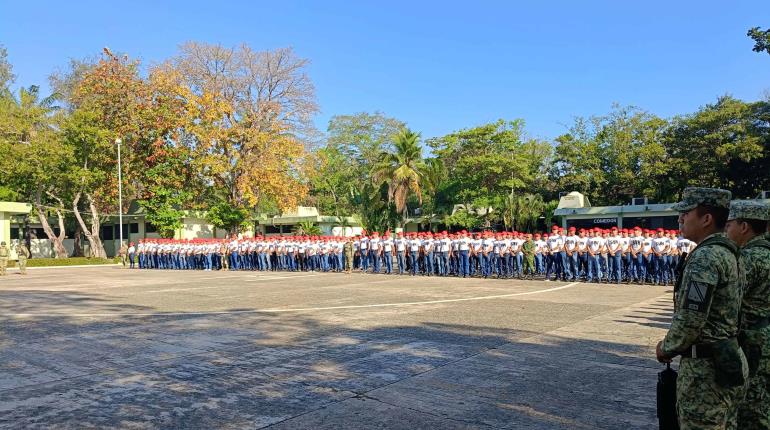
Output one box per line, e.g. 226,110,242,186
727,200,770,221
671,187,731,212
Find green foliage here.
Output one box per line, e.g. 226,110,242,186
293,220,322,236
138,156,191,238
443,208,482,230
205,202,250,235
371,128,427,223
427,119,545,209
748,27,770,55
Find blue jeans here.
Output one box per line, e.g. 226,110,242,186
360,250,369,271
424,252,434,275
409,251,419,275
609,251,622,283
459,250,470,277
371,250,381,273
397,251,406,274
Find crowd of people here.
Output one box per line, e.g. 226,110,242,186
126,225,693,285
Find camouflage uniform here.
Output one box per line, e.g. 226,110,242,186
0,241,8,275
662,188,748,430
522,238,536,276
729,201,770,430
343,240,354,274
16,242,30,275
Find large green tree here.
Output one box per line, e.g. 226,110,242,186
309,112,405,218
427,119,547,210
663,96,769,198
371,128,427,227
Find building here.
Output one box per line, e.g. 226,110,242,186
0,201,32,259
554,191,770,230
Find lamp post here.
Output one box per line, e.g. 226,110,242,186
116,138,123,248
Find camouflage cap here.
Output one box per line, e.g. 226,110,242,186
728,200,770,221
671,187,731,212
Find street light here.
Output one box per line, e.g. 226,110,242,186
116,138,123,249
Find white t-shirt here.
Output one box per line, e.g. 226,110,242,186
369,238,380,251
535,240,546,253
440,238,451,252
409,239,421,252
642,237,653,253
396,238,406,252
576,237,588,252
383,238,393,252
652,237,670,254
677,237,694,254
606,235,621,253
547,236,563,251
564,235,578,251
458,237,470,251
588,237,604,253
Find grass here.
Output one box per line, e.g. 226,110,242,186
7,257,119,268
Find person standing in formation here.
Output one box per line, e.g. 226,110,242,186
656,188,747,429
725,200,770,429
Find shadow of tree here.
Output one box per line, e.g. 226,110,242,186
0,288,665,430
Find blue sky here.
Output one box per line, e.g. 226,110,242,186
2,0,769,141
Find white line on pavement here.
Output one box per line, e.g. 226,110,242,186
6,282,579,318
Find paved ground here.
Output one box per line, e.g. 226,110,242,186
0,267,675,429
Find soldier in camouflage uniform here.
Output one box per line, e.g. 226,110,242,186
522,233,536,278
0,241,8,275
15,241,31,275
656,188,748,430
725,200,770,430
344,237,354,274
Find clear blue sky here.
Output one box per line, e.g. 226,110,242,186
2,0,769,141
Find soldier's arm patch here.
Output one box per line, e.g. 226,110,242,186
683,280,714,313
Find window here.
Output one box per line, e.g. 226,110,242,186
113,224,129,238
10,227,19,239
130,223,139,234
101,226,114,240
145,222,157,233
264,225,281,234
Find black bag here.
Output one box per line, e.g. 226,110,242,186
657,363,679,430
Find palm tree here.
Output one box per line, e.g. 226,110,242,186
0,85,60,144
293,220,322,236
371,128,427,227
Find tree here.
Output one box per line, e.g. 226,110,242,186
308,112,405,218
552,106,668,205
663,96,769,198
152,42,316,213
427,119,540,210
205,202,250,235
0,80,71,258
371,128,427,226
293,220,322,236
748,27,770,55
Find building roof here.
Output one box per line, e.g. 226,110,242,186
0,202,32,215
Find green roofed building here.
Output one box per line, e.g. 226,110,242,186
553,191,770,231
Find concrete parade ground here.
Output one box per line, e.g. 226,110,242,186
0,266,675,429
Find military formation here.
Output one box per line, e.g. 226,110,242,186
655,188,770,430
128,227,695,284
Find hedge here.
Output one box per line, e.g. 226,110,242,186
6,257,120,268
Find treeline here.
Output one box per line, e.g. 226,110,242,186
307,99,770,233
1,41,769,257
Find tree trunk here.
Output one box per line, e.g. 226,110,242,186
34,188,68,258
72,191,107,259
